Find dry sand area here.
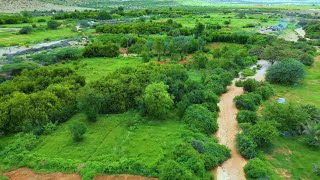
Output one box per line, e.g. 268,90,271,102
0,0,91,13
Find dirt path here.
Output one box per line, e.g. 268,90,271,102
4,168,158,180
214,60,271,180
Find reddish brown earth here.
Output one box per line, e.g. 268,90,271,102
4,168,81,180
4,168,158,180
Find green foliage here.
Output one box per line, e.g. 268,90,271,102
302,121,320,147
96,21,182,34
236,133,258,159
262,103,310,132
47,20,61,29
83,43,119,58
182,104,218,135
19,26,33,34
69,122,87,142
266,58,305,85
234,93,262,111
159,160,192,180
244,158,275,179
140,51,152,62
77,88,104,122
193,52,208,69
0,67,84,133
236,110,258,124
255,85,274,100
0,61,39,76
313,163,320,176
55,48,83,61
243,79,258,92
141,82,174,118
242,68,256,77
247,121,278,148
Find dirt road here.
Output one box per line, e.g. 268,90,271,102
214,60,271,180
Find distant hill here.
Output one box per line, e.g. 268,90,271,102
0,0,319,13
39,0,320,9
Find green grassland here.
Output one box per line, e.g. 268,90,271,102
33,112,185,166
156,12,279,29
265,137,320,180
62,56,143,83
0,27,79,47
272,57,320,107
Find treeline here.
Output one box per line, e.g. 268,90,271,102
52,8,192,20
0,67,85,134
0,14,32,24
96,21,182,34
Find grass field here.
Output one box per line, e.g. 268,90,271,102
156,12,279,30
265,137,320,180
63,56,143,83
0,28,79,47
272,56,320,107
33,112,185,166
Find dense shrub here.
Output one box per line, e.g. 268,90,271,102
236,133,258,159
266,58,305,85
302,121,320,147
47,20,61,29
83,43,119,58
183,104,218,135
247,121,277,148
55,48,83,60
0,61,39,76
234,93,262,111
255,85,274,100
262,103,310,132
193,52,208,69
159,160,193,180
70,122,87,142
244,158,275,179
243,79,258,92
19,26,33,34
236,110,258,124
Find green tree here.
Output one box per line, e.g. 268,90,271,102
153,37,165,61
141,82,174,118
70,122,87,142
194,22,205,38
193,52,208,69
77,88,104,122
266,58,305,85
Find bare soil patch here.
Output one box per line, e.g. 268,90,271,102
4,168,81,180
4,168,158,180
